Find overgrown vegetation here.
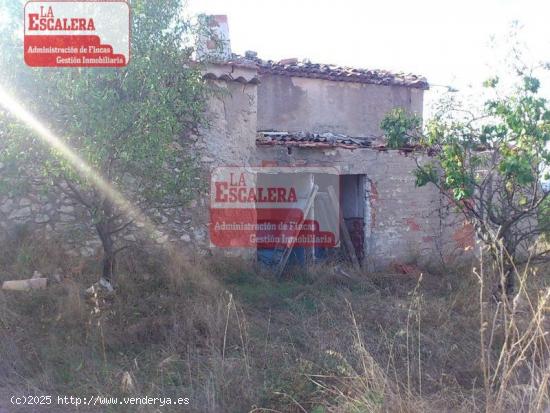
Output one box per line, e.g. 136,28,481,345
0,0,209,282
382,67,550,295
0,233,548,412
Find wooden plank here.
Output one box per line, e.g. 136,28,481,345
327,185,361,270
275,184,319,277
315,195,339,262
316,192,338,235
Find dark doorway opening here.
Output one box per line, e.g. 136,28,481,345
340,175,366,263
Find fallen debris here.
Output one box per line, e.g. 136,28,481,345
2,277,48,291
85,277,114,296
392,263,422,276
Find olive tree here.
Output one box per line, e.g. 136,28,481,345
382,72,550,294
0,0,210,283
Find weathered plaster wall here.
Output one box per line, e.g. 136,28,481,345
257,74,423,136
196,79,257,167
254,145,473,269
193,67,259,257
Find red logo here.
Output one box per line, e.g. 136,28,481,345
210,167,340,248
24,1,130,67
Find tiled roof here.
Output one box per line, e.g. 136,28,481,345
203,54,429,89
245,54,429,89
257,60,428,89
203,71,260,84
257,131,377,149
256,131,422,152
200,59,260,84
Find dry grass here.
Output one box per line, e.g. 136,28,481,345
475,248,550,413
0,232,548,412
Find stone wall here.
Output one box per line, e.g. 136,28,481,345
0,187,97,255
0,183,205,257
254,145,473,269
0,64,260,258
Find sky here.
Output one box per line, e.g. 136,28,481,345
187,0,550,104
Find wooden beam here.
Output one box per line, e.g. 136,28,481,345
275,184,319,277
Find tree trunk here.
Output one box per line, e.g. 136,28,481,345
504,265,514,296
102,232,115,282
96,221,115,282
502,235,515,296
484,230,516,299
95,198,116,283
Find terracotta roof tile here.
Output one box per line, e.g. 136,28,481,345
258,61,429,89
256,131,422,152
248,55,429,89
202,54,429,89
